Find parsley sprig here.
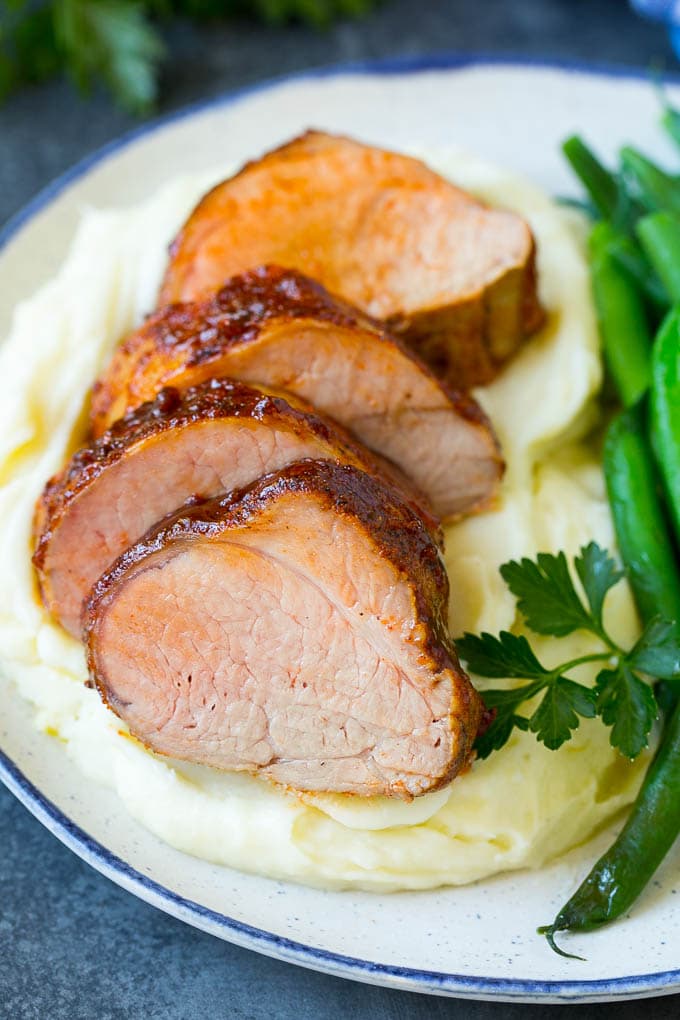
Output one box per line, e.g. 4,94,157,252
0,0,381,113
457,543,680,761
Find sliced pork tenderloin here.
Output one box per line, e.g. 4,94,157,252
85,460,482,798
158,130,544,386
35,379,417,638
91,266,503,522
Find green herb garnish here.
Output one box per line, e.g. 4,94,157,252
0,0,381,113
457,542,680,760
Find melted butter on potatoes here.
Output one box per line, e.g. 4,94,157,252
0,152,651,890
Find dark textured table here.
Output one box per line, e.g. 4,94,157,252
2,2,680,1017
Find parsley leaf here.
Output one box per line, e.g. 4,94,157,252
458,545,671,761
479,682,547,708
475,707,530,761
574,541,624,630
1,1,59,97
595,664,658,758
628,617,680,681
54,0,165,114
456,632,549,680
473,682,541,759
500,551,593,636
1,0,382,112
528,677,598,750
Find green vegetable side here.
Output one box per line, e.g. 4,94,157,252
0,0,381,114
462,96,680,957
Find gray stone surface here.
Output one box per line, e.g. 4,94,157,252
1,1,680,1016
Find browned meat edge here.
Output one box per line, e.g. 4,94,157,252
91,265,496,437
84,459,482,793
35,376,437,572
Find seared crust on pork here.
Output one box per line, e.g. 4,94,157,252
91,266,503,521
35,379,422,637
85,460,483,798
158,131,544,386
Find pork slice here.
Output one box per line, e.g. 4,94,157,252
91,266,503,522
158,130,544,387
85,460,482,798
34,379,408,638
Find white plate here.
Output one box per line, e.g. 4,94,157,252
2,56,680,1004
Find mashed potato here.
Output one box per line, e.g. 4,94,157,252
0,152,651,890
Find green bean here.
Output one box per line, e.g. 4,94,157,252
620,146,680,215
538,406,680,955
651,308,680,544
603,405,680,625
552,101,680,959
562,136,620,221
606,232,669,310
661,103,680,152
539,697,680,957
589,224,652,407
637,212,680,306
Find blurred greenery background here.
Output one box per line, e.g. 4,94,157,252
0,0,383,113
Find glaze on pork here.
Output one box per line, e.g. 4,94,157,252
158,131,544,387
91,266,503,522
85,460,483,798
35,379,405,637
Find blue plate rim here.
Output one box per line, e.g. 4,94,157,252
2,52,680,1001
2,741,679,1001
3,50,680,255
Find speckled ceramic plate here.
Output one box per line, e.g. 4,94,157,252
2,57,680,1003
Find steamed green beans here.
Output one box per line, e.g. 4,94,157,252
548,109,680,958
620,146,680,215
539,696,680,957
662,103,680,151
637,211,680,304
562,136,621,221
604,402,680,715
538,405,680,953
651,308,680,544
605,232,669,309
604,405,680,625
589,223,652,407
